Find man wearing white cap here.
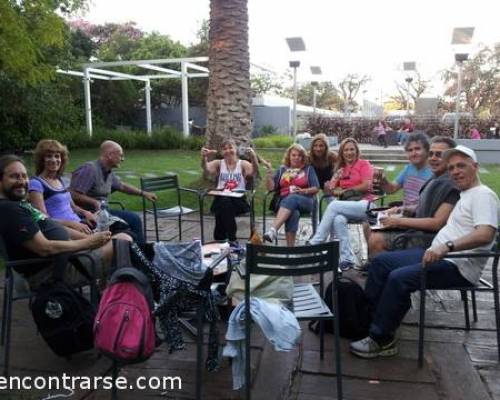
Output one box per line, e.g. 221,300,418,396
350,145,499,359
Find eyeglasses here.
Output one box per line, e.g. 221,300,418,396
428,151,443,158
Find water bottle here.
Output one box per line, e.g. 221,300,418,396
96,200,110,231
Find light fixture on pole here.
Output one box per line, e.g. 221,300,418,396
310,66,322,116
451,27,475,139
403,61,416,115
290,60,300,137
286,37,306,138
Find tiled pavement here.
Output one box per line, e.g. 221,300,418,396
1,213,499,399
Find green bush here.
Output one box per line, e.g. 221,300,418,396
260,124,278,136
51,126,206,151
253,134,293,148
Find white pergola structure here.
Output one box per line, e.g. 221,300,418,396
57,57,209,137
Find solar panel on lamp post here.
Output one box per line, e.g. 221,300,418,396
286,37,306,138
451,27,475,139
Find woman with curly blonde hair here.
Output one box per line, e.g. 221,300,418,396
263,143,319,246
29,139,97,237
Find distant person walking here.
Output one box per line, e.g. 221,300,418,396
470,126,481,140
374,120,389,148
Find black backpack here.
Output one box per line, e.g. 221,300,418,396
310,277,371,340
31,256,96,357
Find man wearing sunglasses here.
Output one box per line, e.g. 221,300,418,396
368,136,460,257
350,145,499,359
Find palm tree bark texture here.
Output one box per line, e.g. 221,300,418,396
206,0,252,150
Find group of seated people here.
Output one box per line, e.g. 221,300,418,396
0,139,157,289
1,132,499,364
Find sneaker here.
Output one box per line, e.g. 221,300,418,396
349,336,399,359
263,227,277,243
339,261,355,271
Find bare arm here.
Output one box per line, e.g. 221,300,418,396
244,148,259,178
380,177,401,194
423,225,497,267
30,191,92,234
118,182,157,202
201,147,220,177
28,191,49,216
22,230,112,257
265,166,276,192
381,203,454,231
349,179,371,193
70,189,101,212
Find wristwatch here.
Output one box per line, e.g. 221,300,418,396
445,241,455,252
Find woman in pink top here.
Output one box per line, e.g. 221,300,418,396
470,127,481,140
310,138,375,270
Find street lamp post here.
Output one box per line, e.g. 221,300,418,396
451,27,474,139
290,60,300,138
311,81,318,115
286,37,306,138
310,66,322,117
453,53,468,138
403,61,416,116
405,77,413,114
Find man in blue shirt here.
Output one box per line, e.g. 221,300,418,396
380,132,433,208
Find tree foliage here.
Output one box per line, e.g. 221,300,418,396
338,74,371,112
391,71,430,110
0,0,85,85
442,44,500,115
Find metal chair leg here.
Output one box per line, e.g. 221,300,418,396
111,362,119,400
2,275,14,376
0,275,9,346
195,303,204,400
461,290,471,330
493,265,500,361
471,289,478,322
418,282,427,368
199,195,205,245
332,282,343,400
319,320,325,360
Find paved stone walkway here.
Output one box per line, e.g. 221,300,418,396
1,213,499,399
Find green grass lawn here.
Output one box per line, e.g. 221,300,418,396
23,149,500,212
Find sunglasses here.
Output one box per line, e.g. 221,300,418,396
428,151,443,158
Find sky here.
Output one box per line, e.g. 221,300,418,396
80,0,499,102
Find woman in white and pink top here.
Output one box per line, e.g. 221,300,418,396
201,139,259,242
310,138,375,270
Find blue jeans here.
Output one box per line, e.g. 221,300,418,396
310,199,371,264
365,248,472,341
279,194,314,233
397,131,409,144
109,209,144,245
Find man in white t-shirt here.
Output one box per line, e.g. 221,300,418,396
350,145,499,359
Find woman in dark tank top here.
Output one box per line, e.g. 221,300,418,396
308,133,338,191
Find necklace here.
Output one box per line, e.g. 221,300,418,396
40,174,63,189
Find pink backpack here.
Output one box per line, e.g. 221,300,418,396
94,241,155,363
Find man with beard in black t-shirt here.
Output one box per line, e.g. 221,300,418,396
0,155,129,288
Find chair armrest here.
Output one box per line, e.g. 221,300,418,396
179,187,203,197
6,252,96,284
6,258,53,268
108,200,125,210
421,249,500,290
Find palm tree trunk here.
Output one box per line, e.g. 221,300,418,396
206,0,252,150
